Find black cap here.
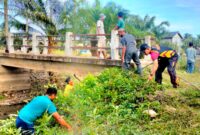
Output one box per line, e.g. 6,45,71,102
140,44,150,53
189,42,193,47
65,77,71,83
118,12,123,17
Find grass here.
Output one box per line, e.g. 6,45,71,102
0,57,200,135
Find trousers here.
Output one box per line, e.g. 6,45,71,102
155,54,178,86
16,116,34,135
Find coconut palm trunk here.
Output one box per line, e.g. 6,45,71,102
4,0,9,52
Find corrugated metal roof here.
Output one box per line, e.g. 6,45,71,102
163,32,183,39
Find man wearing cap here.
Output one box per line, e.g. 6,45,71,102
186,42,197,73
96,13,106,59
140,44,179,88
118,28,142,74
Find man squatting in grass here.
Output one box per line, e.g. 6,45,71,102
16,87,72,134
140,43,179,88
118,28,142,75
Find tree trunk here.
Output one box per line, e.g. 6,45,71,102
4,0,8,52
26,17,29,33
48,36,55,54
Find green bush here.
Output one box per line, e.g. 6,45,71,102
2,68,199,134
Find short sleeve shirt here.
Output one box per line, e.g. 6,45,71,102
150,51,159,61
117,18,125,29
19,96,57,124
120,33,137,51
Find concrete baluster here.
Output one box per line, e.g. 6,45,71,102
65,32,73,56
21,37,28,53
143,35,152,61
110,30,120,60
43,37,48,55
32,32,40,54
145,35,151,46
7,33,14,53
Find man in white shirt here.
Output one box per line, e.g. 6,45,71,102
96,13,106,58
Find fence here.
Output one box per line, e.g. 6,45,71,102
2,31,153,60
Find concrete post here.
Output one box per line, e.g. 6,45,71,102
21,37,28,53
145,35,151,46
65,32,73,56
7,33,14,53
143,35,152,61
110,30,120,60
32,32,40,54
43,37,48,55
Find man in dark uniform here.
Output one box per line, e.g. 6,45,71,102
140,44,179,88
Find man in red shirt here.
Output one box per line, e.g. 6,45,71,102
140,44,179,88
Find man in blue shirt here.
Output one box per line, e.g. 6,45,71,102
186,42,197,73
114,12,125,30
16,87,72,134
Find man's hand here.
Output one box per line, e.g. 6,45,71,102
148,74,153,81
121,58,124,65
53,112,72,131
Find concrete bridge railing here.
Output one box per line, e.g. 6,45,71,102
5,32,153,60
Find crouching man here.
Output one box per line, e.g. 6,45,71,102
16,87,72,134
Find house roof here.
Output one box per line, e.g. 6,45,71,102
162,32,183,39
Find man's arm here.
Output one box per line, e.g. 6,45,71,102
121,46,126,64
148,59,158,80
53,112,72,131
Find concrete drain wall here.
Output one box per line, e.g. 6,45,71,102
0,66,31,92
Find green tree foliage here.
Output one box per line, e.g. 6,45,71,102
0,0,170,39
182,33,200,50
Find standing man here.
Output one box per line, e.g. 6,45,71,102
186,42,197,73
114,12,125,30
96,13,106,59
140,44,179,88
118,28,142,74
16,87,72,134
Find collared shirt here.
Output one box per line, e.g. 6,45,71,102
120,33,137,52
186,47,196,63
18,96,57,124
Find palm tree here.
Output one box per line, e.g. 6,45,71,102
4,0,8,52
12,0,63,53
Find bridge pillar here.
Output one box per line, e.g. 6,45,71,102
110,30,120,60
43,37,48,55
145,36,152,46
65,32,73,56
7,33,14,53
32,32,40,55
21,37,28,53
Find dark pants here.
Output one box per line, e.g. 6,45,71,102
155,54,178,86
16,116,34,135
123,50,142,74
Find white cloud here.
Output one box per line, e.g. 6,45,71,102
175,0,200,12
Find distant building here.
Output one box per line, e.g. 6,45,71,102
161,32,183,47
161,32,183,54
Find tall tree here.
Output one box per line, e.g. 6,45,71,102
4,0,8,52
